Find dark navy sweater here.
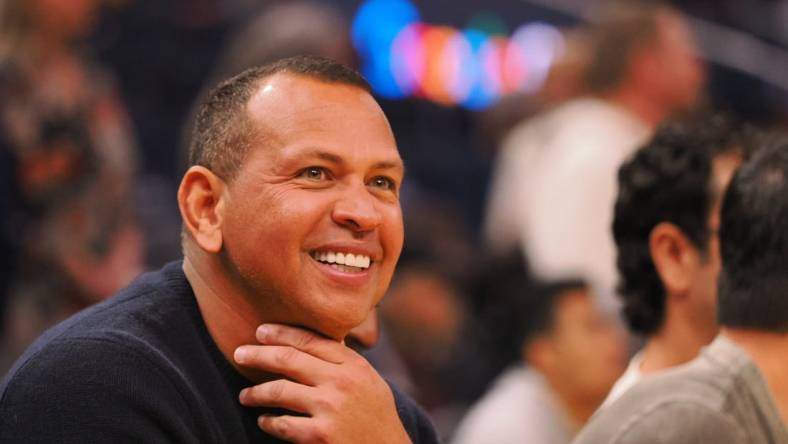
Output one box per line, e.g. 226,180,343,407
0,261,438,443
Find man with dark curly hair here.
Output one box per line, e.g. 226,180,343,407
574,133,788,444
602,112,757,406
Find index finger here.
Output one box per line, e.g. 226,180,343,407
256,324,350,364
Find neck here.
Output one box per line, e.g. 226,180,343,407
640,297,716,374
543,372,603,428
601,86,666,130
182,254,278,383
722,328,788,424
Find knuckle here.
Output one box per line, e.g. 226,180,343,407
274,346,297,367
274,418,291,438
315,393,339,413
312,419,334,444
296,330,315,349
260,415,293,440
333,373,354,392
267,380,286,401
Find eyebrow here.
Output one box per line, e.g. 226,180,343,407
293,150,406,176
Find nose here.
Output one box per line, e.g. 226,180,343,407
332,182,383,233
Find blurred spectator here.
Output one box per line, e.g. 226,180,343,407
574,135,788,444
476,29,593,154
453,259,626,444
365,194,483,439
483,1,705,312
603,112,759,406
0,0,142,371
371,251,471,436
91,0,261,267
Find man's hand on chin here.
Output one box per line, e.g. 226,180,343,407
234,323,413,444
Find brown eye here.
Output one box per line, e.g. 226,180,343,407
369,176,395,191
299,167,327,181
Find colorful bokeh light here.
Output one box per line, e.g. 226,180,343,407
352,0,565,109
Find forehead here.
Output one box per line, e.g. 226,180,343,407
243,73,400,165
655,11,695,50
552,289,596,326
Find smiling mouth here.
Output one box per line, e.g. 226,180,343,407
309,250,372,273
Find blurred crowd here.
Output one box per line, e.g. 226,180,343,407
1,0,787,442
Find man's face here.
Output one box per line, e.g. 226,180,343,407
543,289,626,401
686,153,741,341
218,74,404,340
653,11,705,110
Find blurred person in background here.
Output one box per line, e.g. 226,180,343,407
476,29,594,155
484,1,705,313
574,136,788,444
0,0,142,371
367,194,483,439
603,112,758,406
453,257,626,444
376,251,467,435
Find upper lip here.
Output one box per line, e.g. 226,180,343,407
308,243,382,262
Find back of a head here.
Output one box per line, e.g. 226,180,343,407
718,138,788,332
584,1,671,94
474,250,586,368
187,55,371,183
209,1,352,89
614,112,757,336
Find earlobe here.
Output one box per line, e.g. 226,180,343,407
177,166,226,253
523,336,552,371
650,222,695,298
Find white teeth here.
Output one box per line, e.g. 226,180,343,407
311,250,372,269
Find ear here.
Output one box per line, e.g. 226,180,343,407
523,336,553,372
628,44,661,90
177,166,227,254
649,222,699,300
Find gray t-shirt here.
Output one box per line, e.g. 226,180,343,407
573,336,788,444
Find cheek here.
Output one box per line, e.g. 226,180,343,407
381,206,404,255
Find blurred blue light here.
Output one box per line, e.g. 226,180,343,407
445,32,475,103
352,0,420,99
390,24,423,97
461,29,497,110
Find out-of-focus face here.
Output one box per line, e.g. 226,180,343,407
686,152,741,342
219,74,404,340
29,0,99,39
380,268,464,367
653,11,706,110
542,289,627,401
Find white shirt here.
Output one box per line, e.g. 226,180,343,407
600,352,644,409
484,98,650,312
452,366,576,444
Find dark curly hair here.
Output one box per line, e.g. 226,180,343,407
718,136,788,332
613,112,758,336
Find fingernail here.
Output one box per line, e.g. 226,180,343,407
257,325,270,342
234,346,249,363
239,388,249,401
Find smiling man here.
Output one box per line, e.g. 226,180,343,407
0,56,438,443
